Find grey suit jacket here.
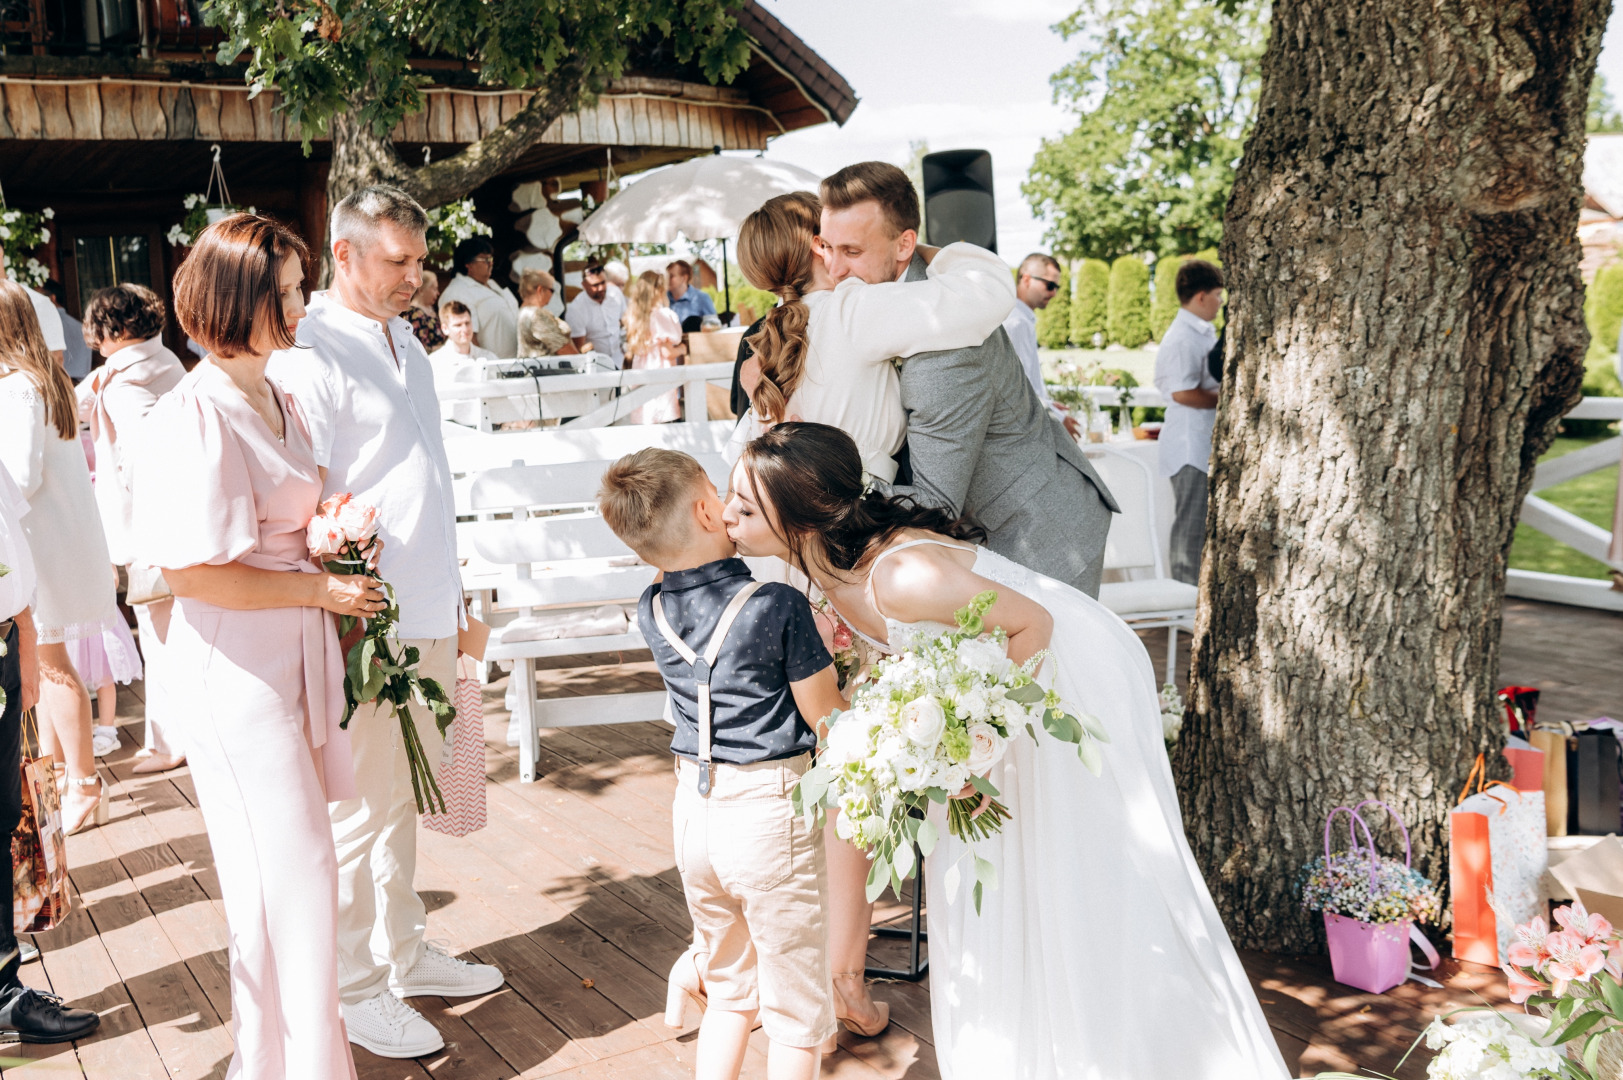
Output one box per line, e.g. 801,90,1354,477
892,254,1119,597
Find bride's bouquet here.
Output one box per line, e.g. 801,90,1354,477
792,591,1106,913
308,493,454,814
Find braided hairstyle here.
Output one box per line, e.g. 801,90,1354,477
737,192,821,424
738,422,986,577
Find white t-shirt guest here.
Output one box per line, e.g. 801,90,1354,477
22,284,64,355
564,267,625,370
438,241,520,360
1153,306,1220,479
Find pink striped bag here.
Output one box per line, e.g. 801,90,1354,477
421,673,488,837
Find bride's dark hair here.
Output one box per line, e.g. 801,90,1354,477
739,422,986,575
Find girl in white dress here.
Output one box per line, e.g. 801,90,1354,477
722,422,1292,1080
0,280,117,834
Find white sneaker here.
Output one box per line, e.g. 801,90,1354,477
341,992,445,1059
391,942,505,999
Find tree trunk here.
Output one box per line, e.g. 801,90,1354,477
1173,0,1605,952
317,62,588,279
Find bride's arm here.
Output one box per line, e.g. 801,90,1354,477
822,242,1016,363
870,547,1053,664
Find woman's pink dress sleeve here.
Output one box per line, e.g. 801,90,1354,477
134,390,261,570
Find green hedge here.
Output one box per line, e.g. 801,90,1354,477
1108,255,1151,347
1588,263,1623,360
1036,262,1073,348
1151,255,1185,341
1072,258,1110,347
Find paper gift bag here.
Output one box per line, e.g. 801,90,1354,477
421,664,487,838
1449,755,1548,965
13,711,69,934
1568,729,1622,836
1503,736,1544,794
1530,725,1571,837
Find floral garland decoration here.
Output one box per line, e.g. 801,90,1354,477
0,207,55,288
425,199,493,270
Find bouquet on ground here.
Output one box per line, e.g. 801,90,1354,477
308,493,454,814
792,590,1106,913
1297,847,1442,927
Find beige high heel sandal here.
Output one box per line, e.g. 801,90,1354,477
61,772,108,835
832,971,890,1037
663,945,707,1028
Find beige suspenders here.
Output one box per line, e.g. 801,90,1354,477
651,580,764,797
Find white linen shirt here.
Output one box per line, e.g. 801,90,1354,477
440,274,521,360
563,290,626,369
0,463,37,622
268,293,463,640
1001,300,1064,419
1152,307,1220,477
22,284,64,352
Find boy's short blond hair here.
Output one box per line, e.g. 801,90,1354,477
598,449,713,561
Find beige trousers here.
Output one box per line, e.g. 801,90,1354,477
331,635,454,1005
673,754,835,1048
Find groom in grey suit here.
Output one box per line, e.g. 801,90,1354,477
819,162,1119,596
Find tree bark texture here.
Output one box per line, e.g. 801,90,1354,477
1174,0,1605,952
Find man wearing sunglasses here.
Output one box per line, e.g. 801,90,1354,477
1003,253,1081,438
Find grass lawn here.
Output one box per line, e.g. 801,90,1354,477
1509,435,1619,580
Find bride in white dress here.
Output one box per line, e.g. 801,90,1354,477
721,421,1291,1080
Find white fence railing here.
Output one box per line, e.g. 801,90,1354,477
435,360,735,432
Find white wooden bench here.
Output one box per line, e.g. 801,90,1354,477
456,421,734,782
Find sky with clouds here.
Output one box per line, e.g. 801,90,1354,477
755,0,1623,267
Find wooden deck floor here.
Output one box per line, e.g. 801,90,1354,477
0,598,1607,1079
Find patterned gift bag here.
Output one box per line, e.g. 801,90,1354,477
1449,754,1547,965
421,671,488,837
13,711,69,933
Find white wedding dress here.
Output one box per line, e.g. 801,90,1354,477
848,539,1290,1080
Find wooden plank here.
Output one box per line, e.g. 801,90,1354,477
477,93,502,138
612,98,635,146
629,97,651,146
162,85,195,140
218,90,255,140
66,83,102,140
453,92,481,143
250,92,277,140
400,104,429,144
192,88,223,140
574,104,596,145
132,83,167,139
3,83,42,140
35,82,71,140
99,83,136,140
429,93,456,143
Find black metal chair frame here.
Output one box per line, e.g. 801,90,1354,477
865,842,928,981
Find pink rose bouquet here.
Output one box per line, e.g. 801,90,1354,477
308,493,453,815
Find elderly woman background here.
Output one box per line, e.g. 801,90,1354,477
516,269,576,358
438,236,519,359
0,280,117,835
77,283,187,774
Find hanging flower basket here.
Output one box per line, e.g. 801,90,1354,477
167,145,254,248
1300,801,1442,994
425,198,493,270
0,206,55,288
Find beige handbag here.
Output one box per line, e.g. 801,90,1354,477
124,563,171,606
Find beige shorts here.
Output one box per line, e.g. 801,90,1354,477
672,754,835,1048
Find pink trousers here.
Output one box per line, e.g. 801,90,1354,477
171,599,357,1080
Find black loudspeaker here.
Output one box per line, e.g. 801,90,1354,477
922,150,996,253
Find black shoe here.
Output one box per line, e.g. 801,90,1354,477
0,988,100,1043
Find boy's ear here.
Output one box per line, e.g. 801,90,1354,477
694,490,727,533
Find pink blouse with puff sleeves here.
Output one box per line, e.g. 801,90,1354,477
133,362,356,800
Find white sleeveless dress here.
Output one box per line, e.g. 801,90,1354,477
846,539,1289,1080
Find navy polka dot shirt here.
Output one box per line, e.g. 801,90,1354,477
639,558,832,765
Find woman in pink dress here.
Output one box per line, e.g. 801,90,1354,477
133,215,380,1080
622,269,686,423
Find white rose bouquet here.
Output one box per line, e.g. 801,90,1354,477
308,492,454,814
792,591,1107,913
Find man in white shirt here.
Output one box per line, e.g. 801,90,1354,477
427,299,497,426
437,237,520,359
0,242,65,366
1003,252,1082,439
268,187,503,1060
1152,258,1224,584
564,264,625,370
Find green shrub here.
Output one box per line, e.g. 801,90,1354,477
702,260,778,327
1108,255,1152,347
1587,263,1623,359
1072,258,1110,346
1151,255,1185,341
1036,261,1073,349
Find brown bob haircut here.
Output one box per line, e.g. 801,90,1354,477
83,282,167,346
820,161,921,239
173,213,308,359
1174,258,1224,304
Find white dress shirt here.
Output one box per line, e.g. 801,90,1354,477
1153,307,1220,477
268,293,463,640
564,290,626,369
1001,300,1064,419
427,342,497,426
22,284,64,352
0,464,37,623
724,242,1017,483
439,274,521,360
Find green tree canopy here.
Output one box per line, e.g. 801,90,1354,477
1151,253,1184,339
1591,73,1623,133
202,0,752,209
1024,0,1268,262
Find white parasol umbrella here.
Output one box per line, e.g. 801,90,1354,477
578,150,823,316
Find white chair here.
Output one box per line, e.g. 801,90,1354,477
1089,446,1198,685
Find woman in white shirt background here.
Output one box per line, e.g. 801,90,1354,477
0,280,116,835
437,236,520,360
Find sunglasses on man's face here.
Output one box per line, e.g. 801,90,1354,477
1032,276,1060,291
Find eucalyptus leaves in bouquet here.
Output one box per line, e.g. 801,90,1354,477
792,591,1107,914
425,199,493,270
1,207,54,288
